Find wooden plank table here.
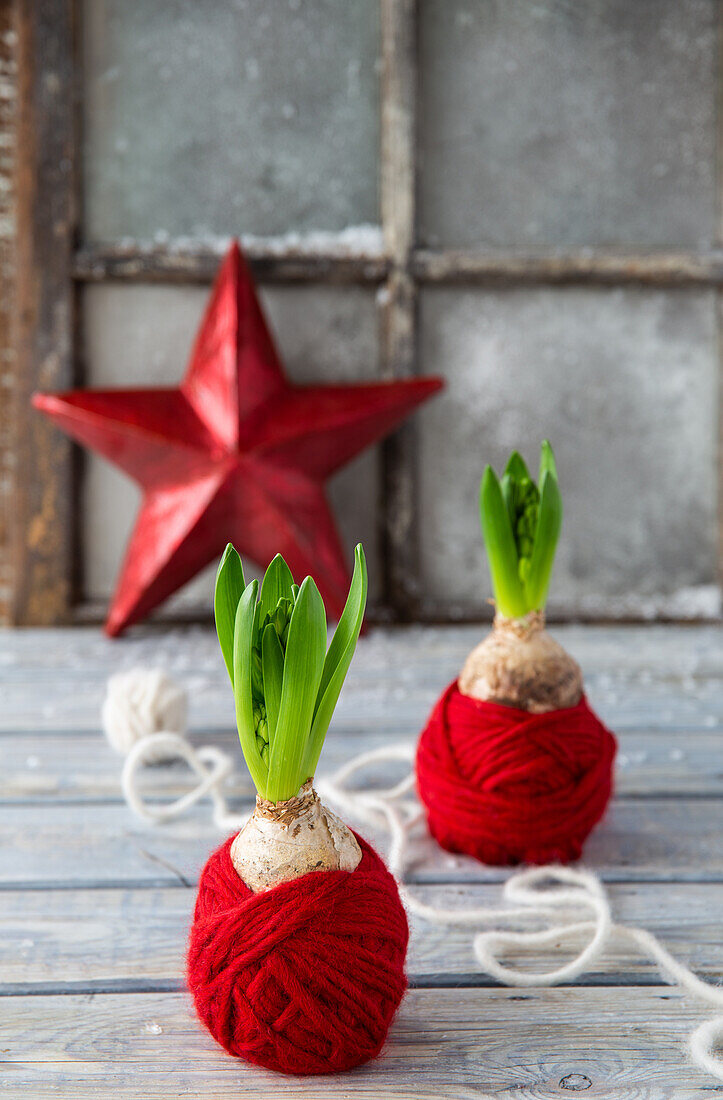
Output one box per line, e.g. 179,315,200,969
1,623,721,1098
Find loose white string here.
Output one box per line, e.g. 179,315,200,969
105,670,723,1082
319,744,723,1079
121,732,241,832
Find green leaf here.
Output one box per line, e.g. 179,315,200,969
524,469,563,611
479,466,528,618
232,580,267,795
539,439,558,482
500,472,517,534
261,623,284,745
259,553,295,625
504,450,530,482
305,544,368,779
214,544,245,685
266,576,327,802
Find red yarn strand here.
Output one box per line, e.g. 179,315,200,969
416,682,616,865
188,834,409,1075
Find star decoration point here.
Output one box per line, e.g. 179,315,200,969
33,241,443,635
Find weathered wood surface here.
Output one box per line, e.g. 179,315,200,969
0,1,17,624
72,243,723,289
73,242,389,285
2,988,717,1099
2,882,723,990
4,726,722,801
413,246,723,287
1,796,722,887
379,0,421,618
12,0,76,626
1,624,722,1097
2,623,723,732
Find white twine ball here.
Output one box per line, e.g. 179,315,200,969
102,668,188,762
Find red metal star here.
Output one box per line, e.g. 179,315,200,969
33,241,443,635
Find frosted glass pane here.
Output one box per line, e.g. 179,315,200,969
417,288,719,617
419,0,717,249
81,284,381,611
82,0,379,241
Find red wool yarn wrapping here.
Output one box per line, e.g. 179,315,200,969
416,682,617,866
188,833,409,1076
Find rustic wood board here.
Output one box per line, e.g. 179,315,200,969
1,882,722,990
2,624,722,732
1,988,717,1099
1,623,722,1097
0,796,721,887
2,726,722,800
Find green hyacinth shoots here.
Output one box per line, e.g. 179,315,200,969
479,440,562,619
214,543,368,802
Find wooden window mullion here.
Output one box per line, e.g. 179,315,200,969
12,0,76,625
379,0,420,619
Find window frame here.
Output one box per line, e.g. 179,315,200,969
7,0,723,626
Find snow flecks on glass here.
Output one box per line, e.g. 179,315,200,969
82,0,380,240
416,287,719,617
419,0,717,249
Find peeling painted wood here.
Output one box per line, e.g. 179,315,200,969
73,242,389,285
2,625,723,739
0,3,17,624
2,624,723,1093
0,796,721,889
12,0,76,625
2,881,723,989
0,987,717,1098
3,725,723,803
71,244,723,289
414,247,723,286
